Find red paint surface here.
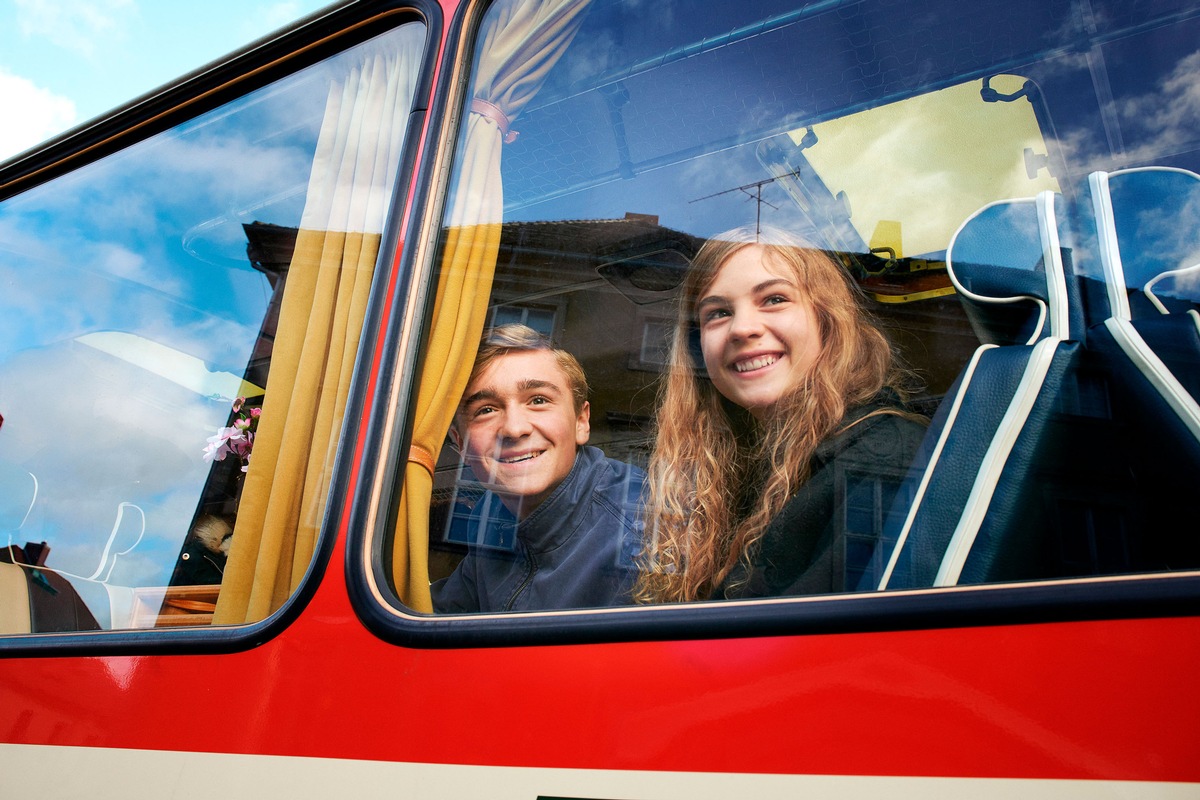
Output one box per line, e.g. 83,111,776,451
4,1,1198,784
3,529,1198,782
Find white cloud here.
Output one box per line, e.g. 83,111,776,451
0,69,77,161
1120,49,1200,155
14,0,136,59
1056,48,1200,175
0,340,230,585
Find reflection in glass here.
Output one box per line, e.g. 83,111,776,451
949,201,1045,276
419,0,1200,614
0,22,424,632
1107,168,1200,310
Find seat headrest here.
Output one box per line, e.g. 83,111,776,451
1090,167,1200,319
947,191,1069,346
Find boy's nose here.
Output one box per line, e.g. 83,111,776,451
498,407,533,439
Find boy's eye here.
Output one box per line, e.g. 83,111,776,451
530,396,549,405
473,404,496,417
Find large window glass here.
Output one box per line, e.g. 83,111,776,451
389,0,1200,618
0,20,426,634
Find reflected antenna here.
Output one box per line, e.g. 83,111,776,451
690,177,782,237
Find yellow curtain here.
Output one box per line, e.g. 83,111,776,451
392,0,591,611
215,26,424,624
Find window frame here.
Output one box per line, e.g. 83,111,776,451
0,0,442,657
345,0,1200,649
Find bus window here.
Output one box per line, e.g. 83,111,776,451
352,0,1200,631
0,20,427,635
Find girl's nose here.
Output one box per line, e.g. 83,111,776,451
729,309,764,340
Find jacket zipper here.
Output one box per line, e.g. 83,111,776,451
504,547,537,611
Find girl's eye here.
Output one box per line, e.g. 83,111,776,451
702,307,730,323
764,294,789,305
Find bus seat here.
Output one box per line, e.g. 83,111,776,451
867,191,1079,590
1087,168,1200,443
1078,168,1200,570
86,502,145,584
1,462,111,632
1,459,38,537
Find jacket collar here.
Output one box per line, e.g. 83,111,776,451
517,445,603,553
470,445,603,555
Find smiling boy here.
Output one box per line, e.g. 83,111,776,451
431,325,644,613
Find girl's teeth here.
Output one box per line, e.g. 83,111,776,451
736,355,777,372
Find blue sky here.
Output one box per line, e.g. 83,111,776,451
0,19,420,591
0,0,330,163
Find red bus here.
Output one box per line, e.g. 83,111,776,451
2,0,1198,795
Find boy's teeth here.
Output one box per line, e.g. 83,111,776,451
736,355,777,372
501,452,538,463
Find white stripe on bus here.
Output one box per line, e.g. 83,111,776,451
1,743,1196,799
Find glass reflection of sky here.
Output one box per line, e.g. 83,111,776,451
0,25,420,597
500,0,1200,254
1109,168,1200,303
949,201,1044,275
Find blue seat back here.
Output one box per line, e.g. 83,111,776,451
869,191,1078,589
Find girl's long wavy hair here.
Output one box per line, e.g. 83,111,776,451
635,225,905,603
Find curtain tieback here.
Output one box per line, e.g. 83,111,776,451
408,444,436,475
470,98,519,144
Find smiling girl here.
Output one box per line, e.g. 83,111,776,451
636,226,926,603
